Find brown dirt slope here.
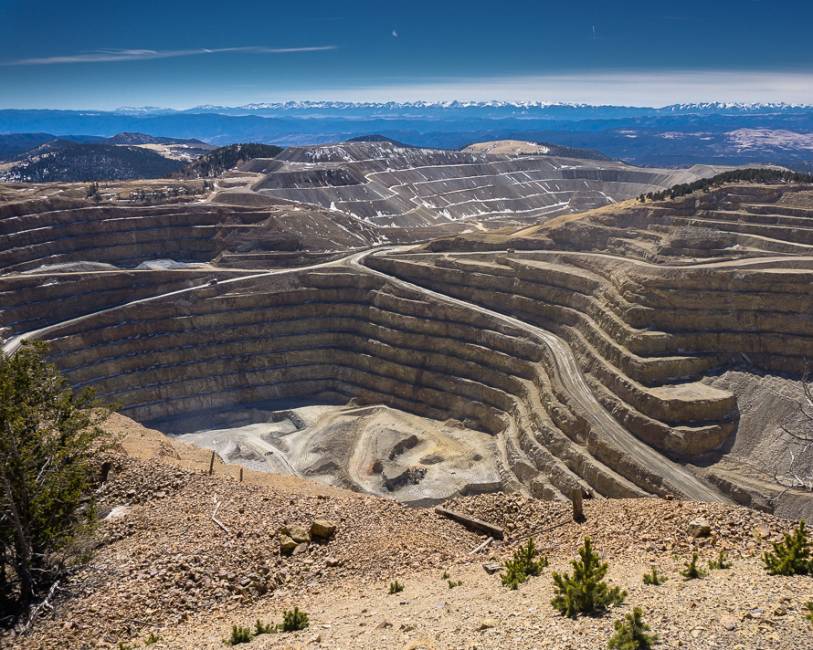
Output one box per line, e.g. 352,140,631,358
5,416,811,650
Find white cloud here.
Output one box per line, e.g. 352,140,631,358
3,45,337,66
279,70,813,107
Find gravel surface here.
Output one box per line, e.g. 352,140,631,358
5,435,812,649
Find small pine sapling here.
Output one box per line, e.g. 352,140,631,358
708,550,731,570
501,538,548,590
762,521,812,576
226,625,253,645
389,580,405,594
642,566,666,586
681,553,706,580
280,607,309,632
607,607,658,650
551,537,626,617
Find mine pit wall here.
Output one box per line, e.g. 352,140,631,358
368,251,813,470
0,203,273,273
0,270,241,340
548,186,813,263
37,268,668,501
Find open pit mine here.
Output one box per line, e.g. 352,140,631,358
2,141,812,517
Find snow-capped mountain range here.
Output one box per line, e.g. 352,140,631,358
111,101,813,116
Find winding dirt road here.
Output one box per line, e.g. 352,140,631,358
350,249,725,502
4,244,736,502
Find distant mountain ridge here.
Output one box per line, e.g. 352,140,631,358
174,143,284,178
2,102,813,170
0,140,185,183
141,101,813,115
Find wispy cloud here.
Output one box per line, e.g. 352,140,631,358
3,45,336,66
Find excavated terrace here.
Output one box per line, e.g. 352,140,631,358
2,167,812,516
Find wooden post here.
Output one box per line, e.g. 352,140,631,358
239,467,244,483
208,450,215,476
571,488,585,523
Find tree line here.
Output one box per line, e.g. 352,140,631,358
638,168,813,203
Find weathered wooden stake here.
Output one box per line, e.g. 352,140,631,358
239,467,244,483
435,506,504,539
208,450,215,476
571,488,585,523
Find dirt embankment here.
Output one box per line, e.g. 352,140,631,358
5,416,812,650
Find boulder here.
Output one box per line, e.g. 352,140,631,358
482,562,502,575
687,518,712,538
311,519,337,541
281,524,311,544
279,534,298,556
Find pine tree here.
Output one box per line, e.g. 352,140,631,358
681,553,706,580
607,607,658,650
227,625,252,645
708,550,731,571
280,607,309,632
762,521,812,576
1,342,108,611
642,566,666,586
501,538,548,589
551,537,626,617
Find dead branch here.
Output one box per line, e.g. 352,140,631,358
210,499,230,535
22,579,60,633
469,537,493,554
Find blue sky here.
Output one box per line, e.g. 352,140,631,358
1,0,812,108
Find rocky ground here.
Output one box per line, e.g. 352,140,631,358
4,417,812,649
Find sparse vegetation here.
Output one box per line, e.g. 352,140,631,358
447,579,463,589
551,537,626,617
501,538,548,590
0,342,108,617
223,610,308,644
145,632,160,645
178,143,284,178
805,601,813,626
226,625,253,645
681,553,706,580
389,580,404,594
637,168,813,203
642,566,667,586
254,619,274,635
607,607,658,650
708,550,731,570
441,570,450,580
762,521,812,576
280,607,309,632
